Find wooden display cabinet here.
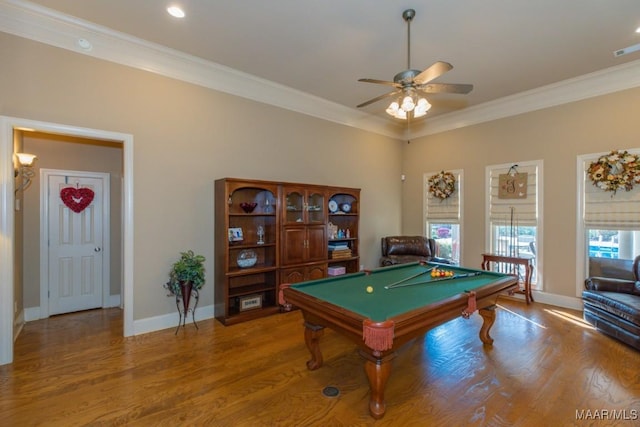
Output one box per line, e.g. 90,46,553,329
280,263,327,285
281,185,327,266
215,178,360,324
214,178,280,325
327,188,360,274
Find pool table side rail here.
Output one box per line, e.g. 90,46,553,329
282,287,372,350
282,274,518,354
388,275,518,348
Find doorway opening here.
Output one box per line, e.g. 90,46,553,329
0,116,134,365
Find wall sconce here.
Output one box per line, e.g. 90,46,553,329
14,152,37,194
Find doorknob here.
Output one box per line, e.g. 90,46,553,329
94,247,102,252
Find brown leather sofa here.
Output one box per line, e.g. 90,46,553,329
583,256,640,350
380,236,452,267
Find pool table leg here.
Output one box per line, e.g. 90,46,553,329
361,351,395,419
303,322,325,370
478,305,496,345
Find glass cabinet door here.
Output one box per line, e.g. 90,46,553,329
307,190,325,224
285,189,304,224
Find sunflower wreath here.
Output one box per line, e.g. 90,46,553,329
587,150,640,195
428,171,456,200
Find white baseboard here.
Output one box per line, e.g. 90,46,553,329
132,304,215,335
500,291,584,311
531,291,584,311
25,293,122,322
25,301,216,336
24,306,42,322
107,294,121,308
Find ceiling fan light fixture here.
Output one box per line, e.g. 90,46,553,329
386,102,399,114
386,102,407,119
386,93,431,119
413,98,431,118
401,96,415,112
357,9,473,122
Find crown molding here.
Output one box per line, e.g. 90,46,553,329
1,0,640,140
418,59,640,137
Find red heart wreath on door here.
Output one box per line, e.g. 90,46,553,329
60,187,95,213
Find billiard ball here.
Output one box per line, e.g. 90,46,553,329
366,286,374,293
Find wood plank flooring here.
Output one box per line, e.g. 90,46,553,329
1,299,639,426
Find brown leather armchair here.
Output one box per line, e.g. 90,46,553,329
380,235,452,267
583,255,640,350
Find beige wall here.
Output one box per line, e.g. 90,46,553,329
9,27,631,319
0,33,403,320
402,87,640,298
22,132,123,308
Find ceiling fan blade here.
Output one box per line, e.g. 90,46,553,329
357,90,401,108
418,83,474,94
358,78,399,87
413,61,453,85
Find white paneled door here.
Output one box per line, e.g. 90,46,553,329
46,171,109,315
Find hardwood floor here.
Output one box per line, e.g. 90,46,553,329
1,299,638,426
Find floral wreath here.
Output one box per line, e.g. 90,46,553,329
587,150,640,195
428,171,456,200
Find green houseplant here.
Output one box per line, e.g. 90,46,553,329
166,250,206,308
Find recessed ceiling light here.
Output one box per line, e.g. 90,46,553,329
167,6,185,18
77,38,93,51
636,26,640,33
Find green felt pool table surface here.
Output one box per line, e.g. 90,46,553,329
289,262,511,322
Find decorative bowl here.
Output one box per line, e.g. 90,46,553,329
240,202,257,213
237,249,258,268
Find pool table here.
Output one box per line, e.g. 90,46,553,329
281,262,518,419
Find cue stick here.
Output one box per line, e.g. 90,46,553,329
385,272,482,289
384,267,434,289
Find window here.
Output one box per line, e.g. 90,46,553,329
578,150,640,281
424,169,462,264
486,161,542,287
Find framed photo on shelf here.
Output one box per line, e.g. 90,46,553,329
239,294,262,311
228,227,244,242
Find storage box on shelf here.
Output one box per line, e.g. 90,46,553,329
215,178,360,324
327,266,346,276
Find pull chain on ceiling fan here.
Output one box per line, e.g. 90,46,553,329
357,9,473,120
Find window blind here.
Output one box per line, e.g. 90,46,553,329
425,170,461,224
583,158,640,230
488,164,538,226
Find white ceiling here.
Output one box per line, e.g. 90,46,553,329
10,0,640,133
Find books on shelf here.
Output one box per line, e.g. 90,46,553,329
328,242,349,250
329,246,352,259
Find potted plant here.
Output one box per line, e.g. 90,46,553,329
166,250,206,313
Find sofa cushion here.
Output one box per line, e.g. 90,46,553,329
582,290,640,327
384,236,431,257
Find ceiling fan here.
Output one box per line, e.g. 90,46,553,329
357,9,473,120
